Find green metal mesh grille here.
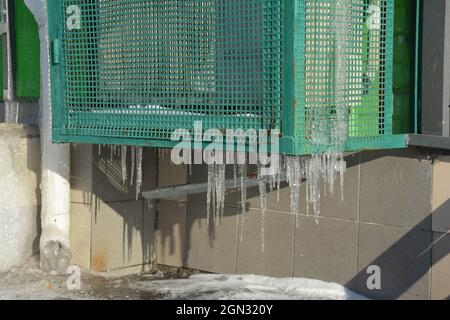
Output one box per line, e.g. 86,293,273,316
286,0,401,155
55,0,283,144
50,0,406,153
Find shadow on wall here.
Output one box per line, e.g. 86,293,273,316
0,103,40,126
348,148,450,300
71,145,156,273
0,104,4,122
347,197,450,300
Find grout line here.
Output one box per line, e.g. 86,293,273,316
184,199,433,231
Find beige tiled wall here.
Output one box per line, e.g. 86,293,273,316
70,146,450,299
155,148,438,300
430,156,450,300
70,145,156,273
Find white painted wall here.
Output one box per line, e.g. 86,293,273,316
24,0,71,274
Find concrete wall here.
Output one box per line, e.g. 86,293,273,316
0,102,40,125
0,124,40,272
70,146,450,299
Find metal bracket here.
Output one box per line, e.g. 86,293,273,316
51,39,60,65
408,134,450,150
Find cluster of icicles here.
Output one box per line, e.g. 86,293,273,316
98,145,144,200
206,152,347,251
93,145,347,252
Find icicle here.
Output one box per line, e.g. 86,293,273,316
220,164,226,220
276,155,284,203
110,145,114,161
215,164,226,223
206,164,214,225
121,146,127,186
130,147,136,186
98,144,101,156
214,164,220,224
306,154,322,224
286,156,302,228
239,162,247,242
268,175,274,193
215,164,221,223
135,147,143,200
322,155,328,198
277,164,281,203
233,163,237,188
257,162,267,252
305,158,310,216
294,158,302,228
339,153,347,201
327,153,336,196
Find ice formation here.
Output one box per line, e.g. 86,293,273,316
130,146,136,186
238,163,247,242
282,153,347,226
206,164,214,224
203,151,347,248
206,163,226,225
136,147,143,200
286,156,302,227
257,162,267,251
105,145,145,197
121,146,127,185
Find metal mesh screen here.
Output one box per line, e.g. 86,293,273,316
50,0,406,153
290,0,398,154
56,0,283,144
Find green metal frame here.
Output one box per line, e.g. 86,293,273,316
12,0,40,100
49,0,413,154
280,0,408,155
0,0,40,102
48,0,62,141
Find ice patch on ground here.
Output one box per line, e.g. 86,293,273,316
130,274,367,300
0,259,366,300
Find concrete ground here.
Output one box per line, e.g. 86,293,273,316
0,257,364,300
0,257,187,300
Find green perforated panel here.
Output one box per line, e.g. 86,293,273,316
50,0,282,146
49,0,408,154
280,0,406,155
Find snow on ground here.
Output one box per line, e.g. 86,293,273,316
130,274,366,300
0,258,366,300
